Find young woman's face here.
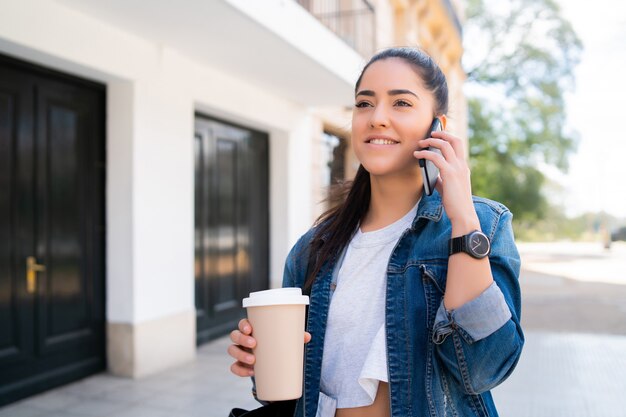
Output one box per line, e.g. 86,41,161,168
352,58,437,178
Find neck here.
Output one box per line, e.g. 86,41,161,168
361,170,423,232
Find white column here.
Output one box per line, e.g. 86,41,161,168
106,70,196,377
287,113,316,249
269,129,289,289
106,80,135,324
267,113,316,290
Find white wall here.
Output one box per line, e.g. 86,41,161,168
0,0,319,328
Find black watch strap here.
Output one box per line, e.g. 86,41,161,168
449,230,491,259
449,236,466,255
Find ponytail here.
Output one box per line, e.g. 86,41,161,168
304,165,370,290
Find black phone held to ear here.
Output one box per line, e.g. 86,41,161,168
419,118,443,196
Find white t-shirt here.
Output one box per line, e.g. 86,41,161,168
319,203,417,412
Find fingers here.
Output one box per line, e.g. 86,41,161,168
230,360,255,377
431,130,466,156
304,332,312,344
414,131,468,173
228,330,256,377
230,329,256,349
232,319,255,348
413,147,446,170
229,320,258,377
228,344,256,365
434,177,444,194
239,318,252,335
417,138,455,163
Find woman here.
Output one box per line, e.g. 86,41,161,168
228,47,523,417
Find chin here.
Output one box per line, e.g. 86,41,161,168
360,161,392,176
364,165,419,179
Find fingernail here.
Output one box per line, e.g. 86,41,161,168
247,355,254,363
244,325,251,333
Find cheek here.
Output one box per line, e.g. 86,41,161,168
398,118,430,145
396,115,428,142
351,112,367,130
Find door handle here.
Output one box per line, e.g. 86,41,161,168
26,256,46,294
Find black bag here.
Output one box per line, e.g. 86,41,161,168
228,400,297,417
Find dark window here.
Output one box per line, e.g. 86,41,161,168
322,131,347,190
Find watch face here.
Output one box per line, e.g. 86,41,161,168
469,231,491,258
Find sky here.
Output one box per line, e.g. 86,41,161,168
552,0,626,218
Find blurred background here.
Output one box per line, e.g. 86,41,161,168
0,0,625,416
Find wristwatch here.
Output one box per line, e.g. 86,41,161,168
449,230,491,259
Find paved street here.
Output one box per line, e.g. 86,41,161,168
493,241,626,417
492,331,626,417
2,241,625,417
518,241,626,335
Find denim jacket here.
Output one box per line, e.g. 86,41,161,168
276,190,523,417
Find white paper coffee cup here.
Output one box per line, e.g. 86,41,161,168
243,288,309,401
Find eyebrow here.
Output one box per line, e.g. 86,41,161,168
355,89,420,99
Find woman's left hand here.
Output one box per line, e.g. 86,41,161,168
413,130,477,225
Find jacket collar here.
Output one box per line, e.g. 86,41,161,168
411,189,444,228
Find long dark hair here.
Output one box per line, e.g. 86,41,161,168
304,47,449,290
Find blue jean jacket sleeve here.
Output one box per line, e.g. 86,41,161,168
433,281,511,343
282,232,311,288
431,210,524,395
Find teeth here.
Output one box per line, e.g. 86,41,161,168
369,139,397,145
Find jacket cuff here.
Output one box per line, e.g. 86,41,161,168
433,281,511,344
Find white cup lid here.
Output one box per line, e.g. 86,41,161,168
242,288,309,308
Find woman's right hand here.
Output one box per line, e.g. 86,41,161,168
228,319,257,377
228,318,313,377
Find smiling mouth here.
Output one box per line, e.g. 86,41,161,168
367,138,399,145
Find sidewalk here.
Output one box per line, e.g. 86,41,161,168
2,330,626,417
0,336,258,417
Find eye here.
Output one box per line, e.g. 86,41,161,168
395,100,412,107
355,101,372,108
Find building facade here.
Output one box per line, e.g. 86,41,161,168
0,0,465,405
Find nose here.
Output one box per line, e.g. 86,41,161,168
369,104,389,128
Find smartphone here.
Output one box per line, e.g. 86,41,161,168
418,118,442,196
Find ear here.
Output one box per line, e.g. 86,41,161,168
438,115,448,130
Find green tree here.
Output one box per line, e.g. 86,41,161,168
464,0,583,224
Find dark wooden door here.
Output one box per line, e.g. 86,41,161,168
0,55,105,406
194,115,269,344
